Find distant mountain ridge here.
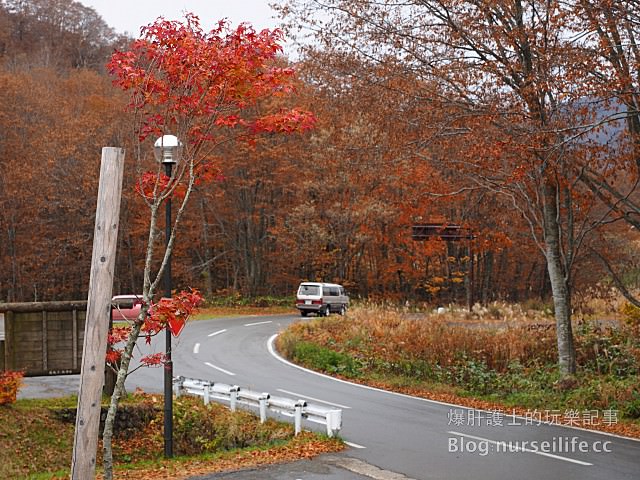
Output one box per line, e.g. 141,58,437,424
0,0,130,71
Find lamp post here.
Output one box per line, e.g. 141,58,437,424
153,134,182,458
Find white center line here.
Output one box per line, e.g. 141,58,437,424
277,388,351,409
193,343,200,354
447,431,593,466
244,320,273,327
204,362,236,376
208,329,227,337
344,441,366,449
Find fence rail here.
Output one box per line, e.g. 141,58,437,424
173,376,342,437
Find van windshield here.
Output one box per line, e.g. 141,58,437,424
298,285,320,295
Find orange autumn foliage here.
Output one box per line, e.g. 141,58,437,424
0,370,24,405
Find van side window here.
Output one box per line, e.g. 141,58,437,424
329,287,339,296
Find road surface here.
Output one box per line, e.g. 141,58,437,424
123,313,639,480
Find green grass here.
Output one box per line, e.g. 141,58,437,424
290,341,363,378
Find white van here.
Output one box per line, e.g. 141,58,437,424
295,282,349,317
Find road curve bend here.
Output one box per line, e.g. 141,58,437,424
127,314,640,480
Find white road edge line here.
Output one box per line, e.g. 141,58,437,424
344,441,367,449
267,333,640,443
276,388,352,409
208,329,227,337
244,320,273,327
193,343,200,354
204,361,236,376
447,431,593,466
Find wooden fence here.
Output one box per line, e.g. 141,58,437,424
0,301,87,376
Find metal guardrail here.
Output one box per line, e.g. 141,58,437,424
173,376,342,437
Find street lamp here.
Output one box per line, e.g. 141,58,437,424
154,134,182,166
153,134,182,458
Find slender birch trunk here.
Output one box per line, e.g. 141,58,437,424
102,204,161,480
102,320,143,479
542,180,576,376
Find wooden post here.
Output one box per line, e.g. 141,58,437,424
5,311,14,370
71,147,125,479
72,309,78,370
41,311,48,371
465,243,474,311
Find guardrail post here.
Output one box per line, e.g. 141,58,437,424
230,386,238,411
326,409,342,437
294,400,305,435
173,376,184,398
259,393,269,423
203,382,211,405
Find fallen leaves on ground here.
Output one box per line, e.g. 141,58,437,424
98,433,345,479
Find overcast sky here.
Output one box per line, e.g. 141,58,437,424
78,0,280,36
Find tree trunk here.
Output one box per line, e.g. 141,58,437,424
525,261,538,297
8,220,18,302
495,249,508,299
512,259,522,302
199,197,214,298
102,320,143,480
542,180,576,376
481,251,494,305
465,245,474,310
127,233,136,293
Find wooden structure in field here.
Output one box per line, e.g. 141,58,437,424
411,223,475,241
0,301,87,376
412,223,476,309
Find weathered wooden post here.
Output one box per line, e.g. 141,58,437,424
71,147,124,479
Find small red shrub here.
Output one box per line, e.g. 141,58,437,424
0,370,24,405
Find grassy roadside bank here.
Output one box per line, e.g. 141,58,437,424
276,305,640,439
191,295,296,320
191,305,295,320
0,393,343,479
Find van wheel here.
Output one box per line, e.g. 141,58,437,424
300,311,308,317
339,305,346,316
324,305,331,316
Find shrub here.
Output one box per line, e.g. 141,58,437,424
624,391,640,418
575,322,640,377
452,358,498,395
621,302,640,327
0,371,24,405
170,397,292,456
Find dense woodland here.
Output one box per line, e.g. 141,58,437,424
0,0,639,308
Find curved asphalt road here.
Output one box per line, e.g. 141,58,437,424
126,314,640,480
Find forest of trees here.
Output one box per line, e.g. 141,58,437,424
1,0,639,311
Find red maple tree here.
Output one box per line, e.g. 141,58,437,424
101,14,315,479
